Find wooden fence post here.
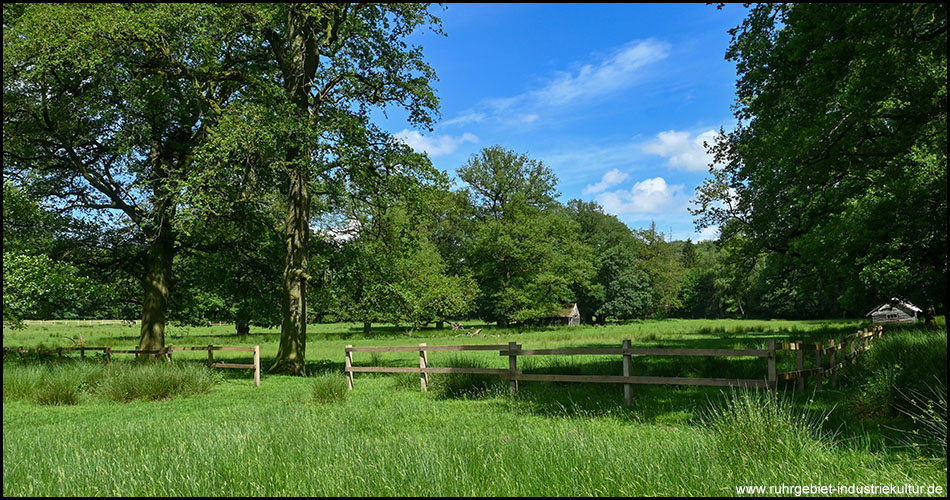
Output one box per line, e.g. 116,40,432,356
105,346,112,364
622,339,633,406
815,343,823,391
828,339,837,388
166,345,174,363
253,345,260,387
345,345,354,390
57,347,64,360
850,332,858,365
208,344,214,366
419,343,429,392
767,339,777,397
508,342,519,396
80,346,85,360
796,339,805,393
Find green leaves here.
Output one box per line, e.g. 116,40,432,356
695,3,947,314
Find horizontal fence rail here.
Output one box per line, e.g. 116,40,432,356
344,325,885,405
3,344,261,387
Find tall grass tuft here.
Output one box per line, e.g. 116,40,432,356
428,356,504,399
702,389,834,473
3,364,44,401
846,328,947,418
96,362,221,402
311,372,349,404
892,379,947,459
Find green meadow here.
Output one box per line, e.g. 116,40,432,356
3,319,947,496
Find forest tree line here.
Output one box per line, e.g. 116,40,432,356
3,3,945,374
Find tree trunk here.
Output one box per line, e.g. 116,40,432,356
436,320,444,329
138,220,175,360
597,315,606,326
271,162,309,376
363,322,372,335
270,7,318,376
497,318,509,328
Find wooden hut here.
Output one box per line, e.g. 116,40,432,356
866,297,921,324
541,303,581,327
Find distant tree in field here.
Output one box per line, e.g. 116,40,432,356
637,222,686,317
333,178,476,334
694,3,947,320
567,200,651,323
460,146,593,326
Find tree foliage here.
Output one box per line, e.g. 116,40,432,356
695,3,947,317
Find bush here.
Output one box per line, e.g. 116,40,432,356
311,372,349,404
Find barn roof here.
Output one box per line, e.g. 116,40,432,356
866,297,922,317
557,303,579,317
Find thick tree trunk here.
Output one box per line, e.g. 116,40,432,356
496,318,509,328
138,220,175,360
436,320,444,329
363,322,372,335
270,7,318,376
271,163,309,376
597,315,606,326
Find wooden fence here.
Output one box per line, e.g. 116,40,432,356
2,344,261,387
344,325,885,405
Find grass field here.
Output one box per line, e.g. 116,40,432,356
3,318,947,496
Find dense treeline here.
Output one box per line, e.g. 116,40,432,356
3,3,945,373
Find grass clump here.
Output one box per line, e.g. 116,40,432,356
3,364,44,401
97,362,220,402
311,372,349,404
428,355,504,399
35,368,83,406
702,389,834,477
846,327,947,418
892,380,948,459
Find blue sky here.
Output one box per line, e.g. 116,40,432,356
375,3,749,241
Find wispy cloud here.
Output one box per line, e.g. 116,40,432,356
642,129,718,172
530,39,671,106
582,168,629,195
441,111,486,127
473,39,670,125
595,177,687,215
394,130,478,157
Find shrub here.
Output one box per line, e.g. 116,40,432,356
311,372,349,404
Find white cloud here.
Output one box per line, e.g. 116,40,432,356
394,130,478,157
515,113,539,124
582,168,629,195
441,112,486,127
642,129,718,172
475,39,669,125
595,177,686,215
532,39,671,106
695,225,720,242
